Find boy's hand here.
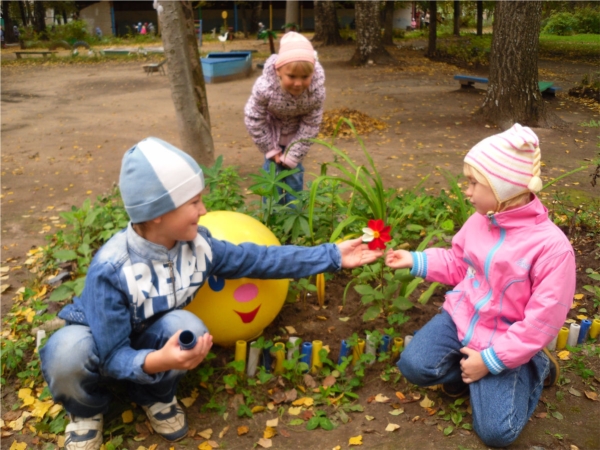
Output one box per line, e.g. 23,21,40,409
337,238,384,268
459,347,489,383
385,249,413,269
143,331,213,374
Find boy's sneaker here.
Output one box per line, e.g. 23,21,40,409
542,347,560,387
65,413,103,450
142,396,188,442
440,380,469,398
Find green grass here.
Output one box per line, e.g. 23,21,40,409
539,33,600,61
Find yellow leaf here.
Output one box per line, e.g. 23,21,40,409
218,426,230,438
385,423,400,432
557,350,570,360
365,415,375,421
198,442,213,450
419,395,435,408
292,397,314,407
251,406,265,414
198,428,212,439
576,314,588,321
349,435,363,446
48,403,63,419
333,447,342,450
574,294,584,300
284,326,297,334
338,317,350,322
181,396,196,408
288,406,302,415
265,418,278,428
316,316,328,321
237,426,249,436
122,410,134,424
585,391,598,401
263,426,277,439
31,400,53,419
375,394,390,403
9,442,27,450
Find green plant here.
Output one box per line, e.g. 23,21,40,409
306,409,335,430
201,155,246,211
563,344,595,380
583,269,600,314
248,162,300,224
438,397,471,436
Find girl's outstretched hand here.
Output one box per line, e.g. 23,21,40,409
337,238,384,268
385,249,413,269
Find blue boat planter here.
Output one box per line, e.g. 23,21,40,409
200,52,252,84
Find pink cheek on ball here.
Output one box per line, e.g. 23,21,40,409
233,283,259,303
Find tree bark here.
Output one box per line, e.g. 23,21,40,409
350,1,394,65
2,1,15,43
18,0,29,27
453,1,460,36
479,1,558,129
382,1,394,46
426,1,437,58
312,0,344,46
285,0,299,28
159,0,215,166
476,1,483,36
34,0,46,35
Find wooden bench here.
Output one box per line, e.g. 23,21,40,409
142,59,167,75
454,74,561,96
15,51,57,59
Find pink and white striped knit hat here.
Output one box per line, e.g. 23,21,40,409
275,32,315,68
464,123,543,203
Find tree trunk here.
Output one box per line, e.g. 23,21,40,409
2,1,15,43
453,1,460,36
18,0,29,27
285,0,299,28
426,1,437,58
479,1,558,129
249,1,262,33
312,0,344,45
476,1,483,36
350,1,393,65
34,1,46,35
382,1,394,46
158,0,215,166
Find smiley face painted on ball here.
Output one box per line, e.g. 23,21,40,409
185,212,289,346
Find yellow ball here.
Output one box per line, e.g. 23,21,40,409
185,211,289,346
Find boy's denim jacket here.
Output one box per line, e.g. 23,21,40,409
59,223,341,384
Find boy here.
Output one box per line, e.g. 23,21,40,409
40,137,384,450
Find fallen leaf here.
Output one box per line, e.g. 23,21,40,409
266,418,278,428
218,426,230,438
257,438,272,448
557,350,570,360
263,426,277,439
237,426,249,436
535,412,547,419
569,387,582,397
419,395,435,408
375,394,390,403
385,423,400,432
9,442,27,450
389,408,404,416
198,428,212,439
573,293,584,300
584,391,598,401
288,406,302,416
349,435,363,446
365,415,375,421
292,397,314,407
252,406,266,414
285,326,297,334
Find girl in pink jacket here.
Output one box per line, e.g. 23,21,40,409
244,32,325,205
386,124,576,447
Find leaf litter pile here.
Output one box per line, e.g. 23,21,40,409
319,108,388,139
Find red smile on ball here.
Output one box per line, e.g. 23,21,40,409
234,305,261,324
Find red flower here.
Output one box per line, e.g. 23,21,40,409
362,219,391,250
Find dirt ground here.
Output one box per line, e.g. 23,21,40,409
1,37,599,449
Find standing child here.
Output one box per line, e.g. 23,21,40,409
385,124,576,448
40,137,383,450
244,31,325,205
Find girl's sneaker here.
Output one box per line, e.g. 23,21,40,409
440,381,469,398
142,396,188,442
542,347,560,387
65,413,103,450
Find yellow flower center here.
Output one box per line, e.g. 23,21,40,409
373,231,380,239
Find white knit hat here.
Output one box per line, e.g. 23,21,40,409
464,123,543,203
119,137,205,223
275,31,315,68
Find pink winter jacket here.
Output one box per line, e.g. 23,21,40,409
244,54,325,168
410,196,576,374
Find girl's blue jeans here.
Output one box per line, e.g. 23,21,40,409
262,158,304,206
397,310,550,448
40,310,208,418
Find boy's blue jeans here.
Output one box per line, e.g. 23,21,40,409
397,310,550,448
40,310,208,418
262,158,304,206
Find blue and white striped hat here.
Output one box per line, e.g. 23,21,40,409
119,137,205,223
